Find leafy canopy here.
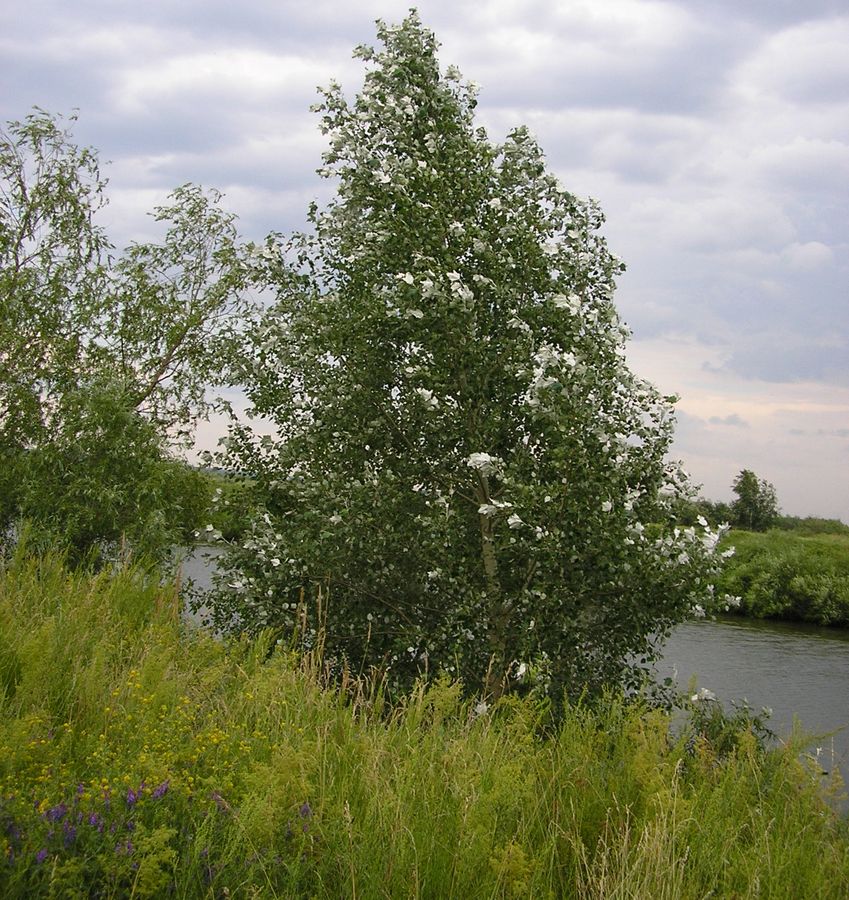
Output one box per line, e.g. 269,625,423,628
210,12,731,698
731,469,779,532
0,110,254,561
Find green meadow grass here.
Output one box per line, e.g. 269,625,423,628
1,549,847,897
720,530,849,626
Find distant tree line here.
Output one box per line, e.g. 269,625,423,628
675,468,846,535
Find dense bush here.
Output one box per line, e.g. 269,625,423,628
200,470,256,542
7,383,211,566
1,552,847,897
718,530,849,626
673,497,734,528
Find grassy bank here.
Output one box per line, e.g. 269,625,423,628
719,530,849,627
1,552,847,897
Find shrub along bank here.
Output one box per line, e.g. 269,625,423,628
0,550,847,898
719,530,849,627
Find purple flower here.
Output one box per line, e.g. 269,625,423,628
126,787,140,808
45,803,67,823
35,848,48,864
151,780,170,800
63,823,77,848
299,801,312,819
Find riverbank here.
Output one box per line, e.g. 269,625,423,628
660,617,849,785
184,543,849,778
718,530,849,627
2,553,848,897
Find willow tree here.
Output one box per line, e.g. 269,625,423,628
214,12,730,698
0,111,254,560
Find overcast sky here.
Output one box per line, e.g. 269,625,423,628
3,0,847,520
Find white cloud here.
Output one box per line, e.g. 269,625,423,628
781,241,834,270
733,16,849,106
111,50,336,116
629,194,795,254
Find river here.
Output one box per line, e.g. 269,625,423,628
178,547,849,776
660,616,849,775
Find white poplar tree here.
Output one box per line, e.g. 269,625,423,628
213,12,730,698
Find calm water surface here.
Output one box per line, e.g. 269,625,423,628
179,547,849,773
659,617,849,773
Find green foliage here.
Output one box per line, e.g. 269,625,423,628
718,530,849,626
212,12,730,700
731,469,779,532
12,382,210,565
110,182,257,442
0,554,847,897
1,110,108,542
775,515,849,536
673,496,734,528
201,470,256,541
0,110,255,562
0,109,109,458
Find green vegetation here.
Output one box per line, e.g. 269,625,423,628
12,390,212,566
775,516,849,537
673,469,849,629
731,470,779,532
1,551,847,897
2,12,846,895
719,530,849,627
0,111,256,563
201,469,256,543
213,12,730,702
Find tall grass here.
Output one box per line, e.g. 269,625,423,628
1,549,847,897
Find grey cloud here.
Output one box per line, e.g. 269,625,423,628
736,17,849,107
456,28,746,117
720,340,849,385
818,428,849,438
682,0,847,27
709,414,749,428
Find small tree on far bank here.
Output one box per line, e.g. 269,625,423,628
211,12,732,700
732,470,779,532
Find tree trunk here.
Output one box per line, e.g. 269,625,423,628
475,471,510,697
